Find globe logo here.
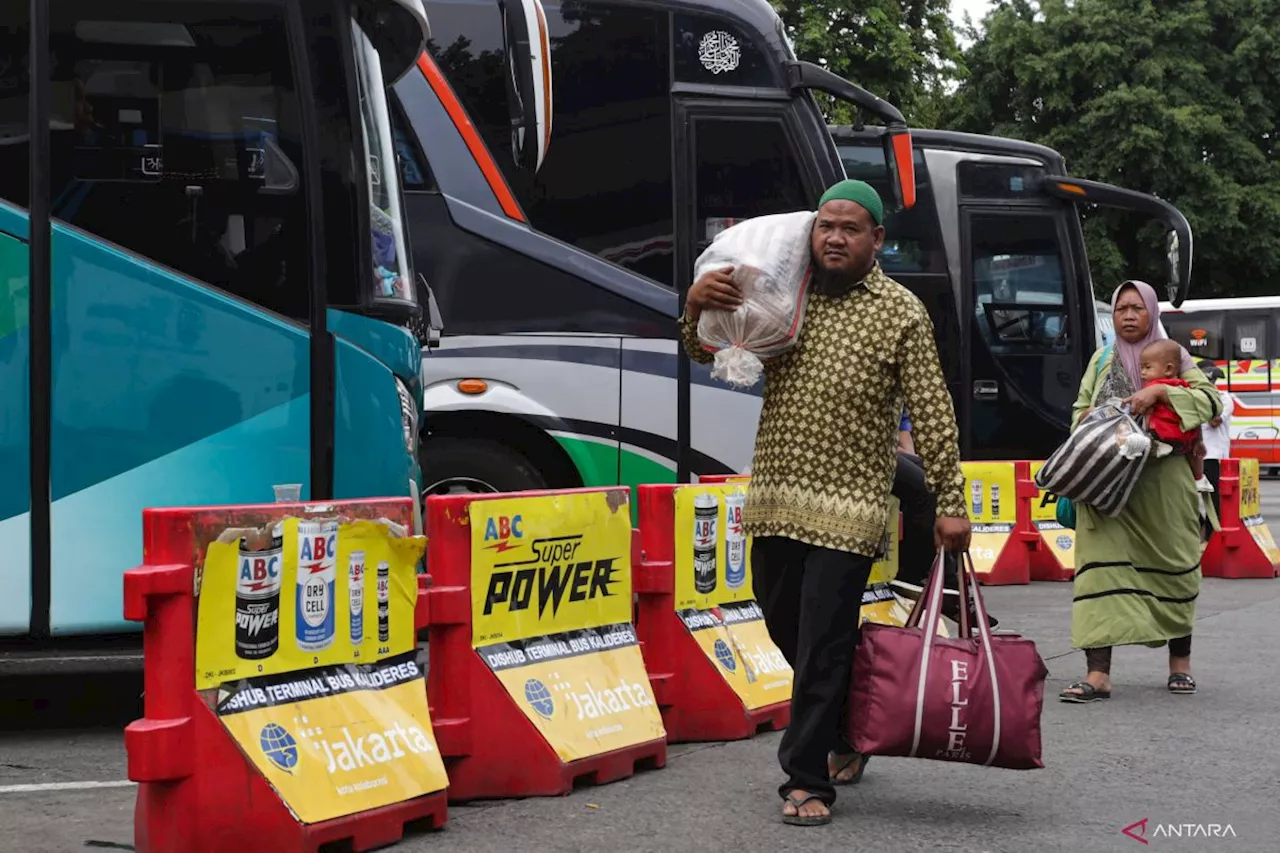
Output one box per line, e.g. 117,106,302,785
1056,535,1072,551
524,678,555,719
259,722,299,774
713,639,737,672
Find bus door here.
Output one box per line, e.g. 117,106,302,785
669,42,915,478
840,142,962,422
947,156,1085,459
0,0,427,638
672,94,824,474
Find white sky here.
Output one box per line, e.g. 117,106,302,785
949,0,995,32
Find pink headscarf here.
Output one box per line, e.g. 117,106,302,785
1110,280,1195,389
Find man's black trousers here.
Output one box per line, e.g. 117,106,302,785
893,451,959,588
750,536,874,805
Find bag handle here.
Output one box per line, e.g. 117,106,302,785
904,548,949,632
904,549,974,638
957,549,1004,766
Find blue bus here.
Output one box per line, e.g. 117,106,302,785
0,0,436,641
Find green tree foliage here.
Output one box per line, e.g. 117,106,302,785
943,0,1280,299
772,0,964,126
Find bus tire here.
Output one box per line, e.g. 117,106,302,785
418,437,547,498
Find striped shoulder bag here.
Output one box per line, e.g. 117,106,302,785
1036,346,1152,518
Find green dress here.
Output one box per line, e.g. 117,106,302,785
1070,347,1221,650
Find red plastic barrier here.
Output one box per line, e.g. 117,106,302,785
124,498,444,853
422,487,666,801
1018,461,1076,582
1203,459,1280,579
634,484,789,743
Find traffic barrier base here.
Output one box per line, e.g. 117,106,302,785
1203,459,1280,579
636,484,789,743
423,487,666,801
124,499,445,853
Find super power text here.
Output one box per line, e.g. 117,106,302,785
482,535,618,619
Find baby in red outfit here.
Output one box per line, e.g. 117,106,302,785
1140,339,1212,492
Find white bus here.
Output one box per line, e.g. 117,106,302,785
1160,296,1280,473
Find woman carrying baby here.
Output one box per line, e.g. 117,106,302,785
1059,280,1222,703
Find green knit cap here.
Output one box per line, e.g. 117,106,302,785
817,179,884,225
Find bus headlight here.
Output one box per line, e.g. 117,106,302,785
395,377,419,457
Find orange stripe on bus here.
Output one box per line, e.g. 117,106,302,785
415,53,527,223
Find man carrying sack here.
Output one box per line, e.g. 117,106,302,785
679,180,971,826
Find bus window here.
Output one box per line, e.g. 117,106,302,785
970,214,1070,352
672,13,779,88
838,142,944,274
391,97,433,192
1095,300,1116,347
1230,315,1269,359
49,10,312,321
1163,312,1225,360
424,0,675,287
692,117,807,254
959,161,1047,200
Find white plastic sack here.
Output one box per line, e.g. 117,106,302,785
694,211,816,387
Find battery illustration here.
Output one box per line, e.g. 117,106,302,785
296,520,338,653
377,561,391,643
348,549,365,646
693,493,719,595
724,491,747,589
234,523,283,660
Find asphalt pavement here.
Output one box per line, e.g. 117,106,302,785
4,485,1280,853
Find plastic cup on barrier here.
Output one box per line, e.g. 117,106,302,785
273,483,302,503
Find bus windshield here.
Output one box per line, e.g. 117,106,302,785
351,17,415,305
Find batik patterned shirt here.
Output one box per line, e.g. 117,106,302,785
680,263,967,557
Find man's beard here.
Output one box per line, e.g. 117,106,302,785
811,261,863,296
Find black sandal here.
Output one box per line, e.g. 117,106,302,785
781,791,831,826
829,751,869,786
1059,681,1111,703
1168,673,1197,694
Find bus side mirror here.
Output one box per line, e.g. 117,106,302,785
1040,175,1193,307
880,126,916,211
499,0,553,172
1166,230,1190,306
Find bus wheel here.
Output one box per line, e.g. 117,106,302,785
419,437,548,499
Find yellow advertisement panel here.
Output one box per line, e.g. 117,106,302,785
469,490,663,761
217,653,448,824
483,632,666,762
1245,517,1280,565
967,524,1013,577
675,485,900,605
1240,458,1262,519
196,519,423,690
962,462,1018,524
1038,525,1077,570
681,602,792,711
1027,461,1066,523
674,484,754,611
470,491,633,647
859,584,948,635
